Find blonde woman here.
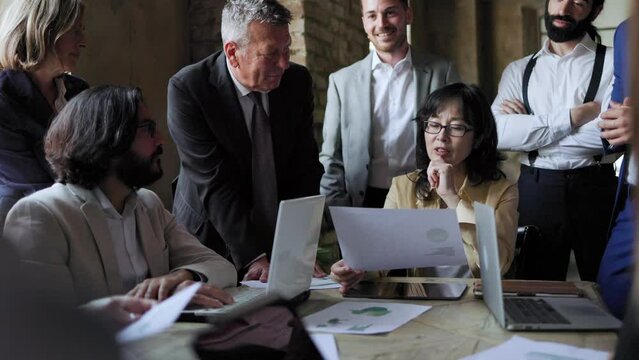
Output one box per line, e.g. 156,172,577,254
0,0,88,232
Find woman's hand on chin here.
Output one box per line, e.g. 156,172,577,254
427,160,461,208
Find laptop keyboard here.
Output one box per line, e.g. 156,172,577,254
504,298,570,324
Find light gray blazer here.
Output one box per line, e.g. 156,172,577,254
3,183,237,306
319,50,460,208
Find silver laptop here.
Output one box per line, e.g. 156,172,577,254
474,202,621,331
190,195,325,317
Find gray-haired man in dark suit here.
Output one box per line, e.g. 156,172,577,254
168,0,323,282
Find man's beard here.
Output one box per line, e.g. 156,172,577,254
116,146,163,189
544,13,592,43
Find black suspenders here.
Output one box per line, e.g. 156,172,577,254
522,54,538,116
522,43,606,166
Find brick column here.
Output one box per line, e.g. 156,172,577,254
298,1,369,138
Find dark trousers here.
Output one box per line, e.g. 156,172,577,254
598,195,635,319
517,164,616,281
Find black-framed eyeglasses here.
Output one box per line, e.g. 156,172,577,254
422,120,472,137
137,120,157,137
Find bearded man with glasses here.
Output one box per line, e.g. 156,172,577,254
3,86,237,308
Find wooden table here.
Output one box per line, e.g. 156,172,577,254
123,278,617,360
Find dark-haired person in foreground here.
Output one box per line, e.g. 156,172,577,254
492,0,615,281
3,86,237,307
331,83,518,292
0,240,158,359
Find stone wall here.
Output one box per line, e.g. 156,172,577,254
301,0,369,138
189,0,226,62
490,0,546,97
77,0,189,206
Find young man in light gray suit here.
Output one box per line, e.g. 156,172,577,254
3,86,237,308
320,0,460,209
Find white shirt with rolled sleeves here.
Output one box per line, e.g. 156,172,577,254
492,35,614,170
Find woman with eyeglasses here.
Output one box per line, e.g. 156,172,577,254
0,0,88,233
330,83,519,292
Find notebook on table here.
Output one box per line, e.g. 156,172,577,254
185,195,325,318
474,202,621,331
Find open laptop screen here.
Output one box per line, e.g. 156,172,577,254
474,201,507,327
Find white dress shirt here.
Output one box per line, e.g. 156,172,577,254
627,157,637,186
368,49,417,188
226,59,270,140
492,35,614,170
225,59,269,266
92,187,149,292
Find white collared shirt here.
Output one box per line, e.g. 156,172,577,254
368,49,417,188
628,156,637,186
492,35,614,170
92,187,149,292
226,59,270,140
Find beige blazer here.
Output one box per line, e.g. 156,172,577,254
385,171,519,276
3,183,237,306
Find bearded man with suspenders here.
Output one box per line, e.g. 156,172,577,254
491,0,615,281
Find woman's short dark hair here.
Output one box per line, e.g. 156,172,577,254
415,82,504,200
45,85,143,188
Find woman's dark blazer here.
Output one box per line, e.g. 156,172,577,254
0,69,88,232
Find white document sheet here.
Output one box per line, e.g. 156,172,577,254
303,301,430,335
309,333,340,360
330,207,467,271
117,282,201,343
240,277,341,290
460,336,610,360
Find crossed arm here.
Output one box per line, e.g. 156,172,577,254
492,62,602,152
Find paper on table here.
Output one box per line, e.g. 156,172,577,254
309,333,340,360
303,301,430,335
460,336,610,360
117,282,201,343
240,277,341,290
330,207,467,271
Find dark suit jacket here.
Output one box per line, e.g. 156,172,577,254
168,51,323,269
0,70,88,234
